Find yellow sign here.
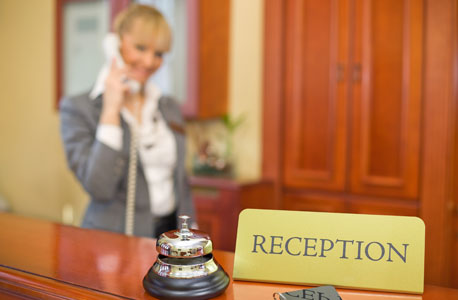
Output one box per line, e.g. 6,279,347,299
233,209,425,294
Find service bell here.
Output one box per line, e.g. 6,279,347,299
143,215,230,299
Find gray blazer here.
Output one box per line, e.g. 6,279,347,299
59,92,195,237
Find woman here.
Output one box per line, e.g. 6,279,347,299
60,4,195,238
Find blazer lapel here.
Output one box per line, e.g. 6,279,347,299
159,96,186,135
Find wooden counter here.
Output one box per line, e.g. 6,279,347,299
0,213,457,299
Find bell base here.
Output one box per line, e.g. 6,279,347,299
143,264,230,300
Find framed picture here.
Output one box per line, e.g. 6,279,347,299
55,0,130,107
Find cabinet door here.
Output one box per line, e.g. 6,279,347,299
283,0,349,191
350,0,423,198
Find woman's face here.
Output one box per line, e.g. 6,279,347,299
120,19,165,84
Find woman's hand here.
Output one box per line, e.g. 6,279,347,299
100,59,130,125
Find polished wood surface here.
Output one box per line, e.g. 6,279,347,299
350,0,422,198
270,0,424,218
262,0,458,287
283,0,349,192
453,0,458,286
420,0,457,287
1,213,458,299
281,0,422,197
262,0,283,186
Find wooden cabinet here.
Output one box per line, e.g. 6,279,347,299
190,177,274,251
276,0,425,198
182,0,230,119
282,0,423,214
282,0,425,203
263,0,458,287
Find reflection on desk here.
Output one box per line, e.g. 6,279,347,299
0,212,457,299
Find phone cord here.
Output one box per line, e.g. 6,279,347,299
125,122,138,236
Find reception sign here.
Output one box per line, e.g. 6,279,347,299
233,209,425,294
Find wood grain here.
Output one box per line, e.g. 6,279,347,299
261,0,457,287
420,0,456,286
182,0,230,119
350,0,422,198
282,0,349,191
1,213,458,299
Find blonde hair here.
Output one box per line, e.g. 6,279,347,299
114,4,172,52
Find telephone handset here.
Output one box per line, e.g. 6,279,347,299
103,33,141,94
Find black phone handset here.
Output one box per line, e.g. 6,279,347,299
104,33,140,235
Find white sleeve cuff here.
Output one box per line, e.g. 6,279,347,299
96,124,123,151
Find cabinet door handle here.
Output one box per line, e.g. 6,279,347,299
337,64,345,82
353,64,362,82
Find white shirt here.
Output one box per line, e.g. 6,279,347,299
90,67,177,217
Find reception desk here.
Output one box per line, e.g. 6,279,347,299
0,213,457,299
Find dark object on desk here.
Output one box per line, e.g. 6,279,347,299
274,286,342,300
143,215,230,299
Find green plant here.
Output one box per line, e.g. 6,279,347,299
221,113,245,160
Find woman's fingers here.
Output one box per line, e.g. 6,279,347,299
103,58,131,113
109,57,118,71
107,59,129,89
109,57,127,77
